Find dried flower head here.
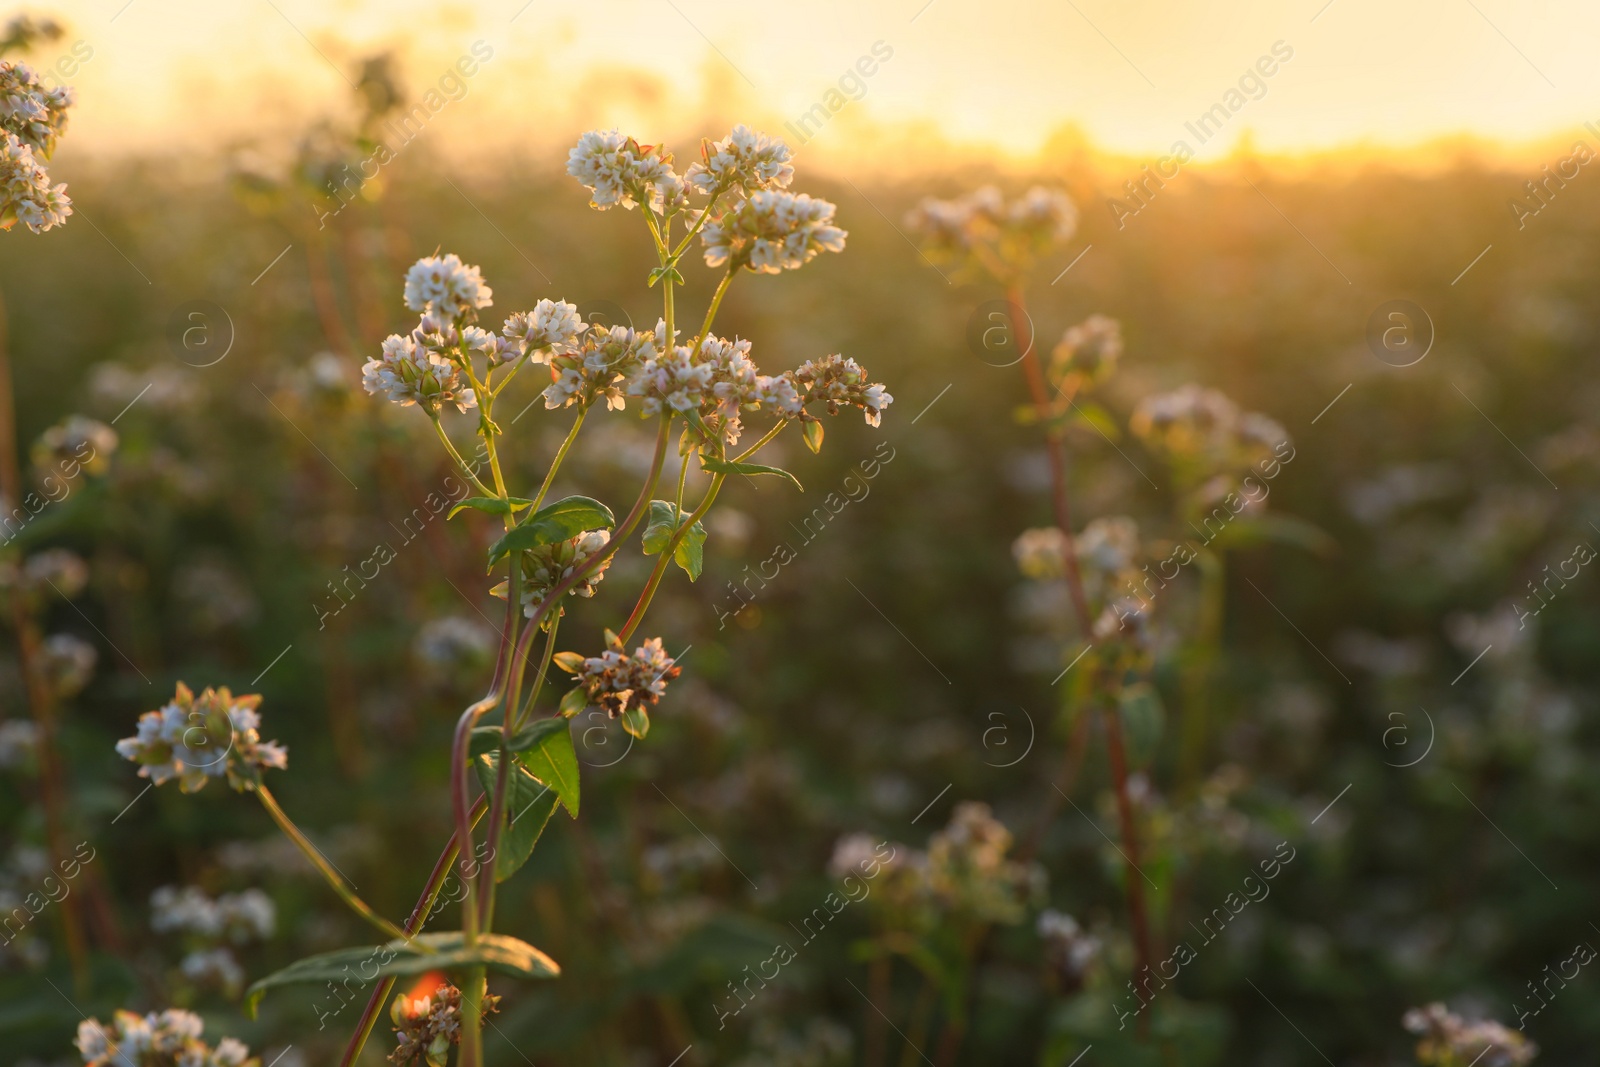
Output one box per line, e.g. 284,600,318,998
701,190,846,274
558,632,681,724
1402,1003,1537,1067
75,1009,258,1067
115,682,288,793
389,982,501,1067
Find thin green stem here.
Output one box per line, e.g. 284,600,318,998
528,408,586,513
618,472,726,645
733,420,787,463
671,188,724,260
430,415,494,496
339,798,489,1067
256,786,412,943
695,266,737,344
513,609,562,731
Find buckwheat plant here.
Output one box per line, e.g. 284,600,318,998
909,186,1307,1044
113,124,890,1067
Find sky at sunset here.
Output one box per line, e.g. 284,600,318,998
33,0,1600,165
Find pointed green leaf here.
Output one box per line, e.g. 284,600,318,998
488,495,615,566
476,752,562,881
510,717,580,818
699,456,803,492
448,496,535,520
244,932,559,1016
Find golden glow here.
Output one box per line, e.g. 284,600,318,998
36,0,1600,165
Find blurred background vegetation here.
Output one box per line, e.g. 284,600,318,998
3,39,1600,1067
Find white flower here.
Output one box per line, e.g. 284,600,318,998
0,130,69,233
543,323,658,411
0,60,72,156
402,254,492,318
701,191,846,274
566,129,684,212
686,124,794,197
116,683,288,794
502,298,586,361
565,634,682,718
1076,517,1139,575
1012,527,1068,580
362,332,477,414
791,353,892,426
494,529,613,615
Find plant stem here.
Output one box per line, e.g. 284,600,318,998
506,416,672,671
1101,704,1159,1018
256,785,412,943
339,797,489,1067
527,408,586,513
695,266,736,344
618,472,725,645
430,415,494,497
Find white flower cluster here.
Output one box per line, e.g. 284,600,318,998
493,529,612,616
32,414,118,475
567,634,681,718
1012,527,1069,581
115,683,287,793
566,129,685,212
501,298,585,361
39,631,96,698
1130,384,1289,474
629,332,800,442
792,354,892,427
686,124,794,197
1051,314,1123,387
0,61,73,233
363,321,479,414
76,1010,257,1067
0,130,69,233
905,184,1076,277
150,885,275,942
543,322,660,411
402,254,492,320
1402,1003,1536,1067
414,615,497,670
0,547,90,604
701,190,846,274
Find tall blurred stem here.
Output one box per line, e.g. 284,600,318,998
1006,282,1158,1015
0,284,93,991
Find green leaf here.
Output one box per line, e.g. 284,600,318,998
488,495,615,566
641,501,708,581
448,496,534,520
647,265,685,287
475,752,562,881
244,932,559,1016
513,718,580,818
469,719,578,818
1117,682,1164,770
700,456,803,492
802,419,825,454
621,707,649,739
